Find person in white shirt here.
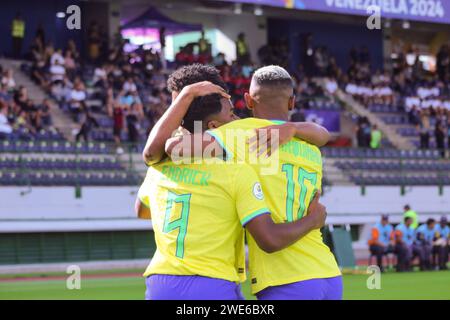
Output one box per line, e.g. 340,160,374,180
443,100,450,111
69,80,86,121
325,78,338,95
93,64,108,87
49,60,66,83
380,85,393,105
123,77,137,93
1,69,16,91
345,82,357,96
405,96,421,112
417,86,430,100
0,103,12,135
50,49,65,66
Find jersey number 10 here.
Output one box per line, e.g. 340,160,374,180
282,163,318,222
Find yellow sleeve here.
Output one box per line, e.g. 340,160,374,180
137,174,150,208
233,165,270,226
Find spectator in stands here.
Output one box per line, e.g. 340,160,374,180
0,83,11,102
236,33,250,65
370,124,382,149
324,77,338,96
87,21,102,64
198,30,211,56
213,52,226,67
355,116,371,148
68,79,86,122
64,50,77,79
394,216,415,272
49,60,66,83
126,102,141,146
368,214,394,272
435,117,446,158
1,69,16,92
93,63,108,88
436,45,449,82
417,112,430,149
112,103,124,154
39,98,52,126
50,48,65,66
434,216,449,270
403,205,418,229
447,116,450,152
0,102,12,138
13,86,28,110
122,77,137,93
76,110,99,142
28,104,42,134
415,219,438,270
11,12,25,58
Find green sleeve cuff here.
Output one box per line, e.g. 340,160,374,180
241,208,270,227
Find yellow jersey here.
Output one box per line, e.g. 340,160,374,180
138,158,270,283
208,118,341,294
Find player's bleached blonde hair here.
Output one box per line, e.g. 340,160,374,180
251,65,293,87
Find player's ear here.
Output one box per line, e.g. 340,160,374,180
244,92,254,110
207,120,220,130
288,95,295,111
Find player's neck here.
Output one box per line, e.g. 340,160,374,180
253,107,289,122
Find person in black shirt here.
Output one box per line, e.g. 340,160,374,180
76,110,99,142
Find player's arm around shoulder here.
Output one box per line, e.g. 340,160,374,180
233,165,326,253
245,191,326,253
248,122,330,157
143,82,230,165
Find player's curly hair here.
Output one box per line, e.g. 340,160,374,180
167,64,227,93
182,94,223,133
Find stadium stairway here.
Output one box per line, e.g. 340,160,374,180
0,58,79,141
314,79,414,150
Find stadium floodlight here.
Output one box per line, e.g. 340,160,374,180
254,5,263,16
56,12,66,18
233,3,242,15
402,20,410,29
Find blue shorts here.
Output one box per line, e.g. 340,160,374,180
145,274,245,300
256,276,343,300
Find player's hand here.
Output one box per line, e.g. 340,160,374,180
304,191,327,230
247,123,296,157
184,81,231,100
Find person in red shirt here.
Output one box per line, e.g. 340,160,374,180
113,103,124,154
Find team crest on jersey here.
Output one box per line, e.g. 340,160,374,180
252,182,264,200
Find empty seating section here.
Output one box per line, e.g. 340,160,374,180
0,151,141,186
324,147,450,186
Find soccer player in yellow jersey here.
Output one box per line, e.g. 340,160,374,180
160,65,342,300
136,65,329,300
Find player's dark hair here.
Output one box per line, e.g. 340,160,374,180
426,218,435,225
182,94,223,133
404,216,412,223
167,64,227,93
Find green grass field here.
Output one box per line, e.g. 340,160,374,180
1,269,449,300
